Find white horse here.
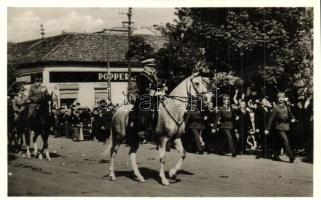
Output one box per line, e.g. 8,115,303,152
104,73,211,185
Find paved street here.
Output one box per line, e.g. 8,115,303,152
8,136,312,196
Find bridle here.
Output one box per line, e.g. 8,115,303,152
161,75,210,136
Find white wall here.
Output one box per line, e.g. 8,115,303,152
17,64,143,108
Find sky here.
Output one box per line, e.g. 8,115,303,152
7,8,177,43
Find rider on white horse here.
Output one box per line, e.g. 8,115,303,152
128,58,159,143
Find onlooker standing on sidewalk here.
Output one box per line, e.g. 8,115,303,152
91,108,101,141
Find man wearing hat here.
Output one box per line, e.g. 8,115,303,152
128,58,159,142
265,92,295,163
12,83,28,152
212,94,237,157
25,78,45,121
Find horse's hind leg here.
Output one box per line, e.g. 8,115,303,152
129,137,145,182
169,138,186,178
109,140,121,181
159,136,169,185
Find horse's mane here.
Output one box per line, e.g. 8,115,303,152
169,73,199,97
116,104,133,112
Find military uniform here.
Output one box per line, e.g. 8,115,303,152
186,106,204,153
12,92,27,123
266,101,295,162
129,58,158,138
26,83,43,124
213,105,237,157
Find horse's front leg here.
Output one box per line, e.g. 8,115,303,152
159,136,169,185
41,130,51,161
169,138,186,178
129,137,145,182
25,128,32,159
32,131,40,158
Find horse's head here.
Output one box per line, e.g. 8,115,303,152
189,73,212,95
169,72,213,105
189,73,213,106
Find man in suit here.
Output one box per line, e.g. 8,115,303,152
265,92,295,163
255,97,272,159
234,100,251,155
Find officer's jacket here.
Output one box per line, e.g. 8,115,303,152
213,106,234,130
136,72,158,95
28,84,43,104
234,108,251,132
12,94,26,114
267,104,291,131
186,108,203,130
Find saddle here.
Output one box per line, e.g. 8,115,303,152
127,95,159,143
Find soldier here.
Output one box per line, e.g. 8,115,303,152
26,78,44,123
264,92,295,163
186,101,205,154
212,95,237,157
12,83,28,152
128,58,158,143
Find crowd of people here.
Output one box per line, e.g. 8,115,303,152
7,80,116,153
50,101,115,142
182,88,313,163
7,74,313,164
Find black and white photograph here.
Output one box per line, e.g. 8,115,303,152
4,0,320,198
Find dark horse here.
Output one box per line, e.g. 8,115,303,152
25,90,53,161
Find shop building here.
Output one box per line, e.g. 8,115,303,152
8,30,164,108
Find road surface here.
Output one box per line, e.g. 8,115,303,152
8,136,312,196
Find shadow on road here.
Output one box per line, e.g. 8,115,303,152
50,152,62,158
102,167,194,185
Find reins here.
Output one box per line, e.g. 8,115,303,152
160,76,205,136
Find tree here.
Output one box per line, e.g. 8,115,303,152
126,35,155,62
156,8,313,98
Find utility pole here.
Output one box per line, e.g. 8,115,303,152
107,31,112,102
40,24,45,39
122,7,133,94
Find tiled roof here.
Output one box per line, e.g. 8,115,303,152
8,32,165,67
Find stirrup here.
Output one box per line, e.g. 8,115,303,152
129,122,134,128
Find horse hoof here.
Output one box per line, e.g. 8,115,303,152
161,179,170,186
135,176,145,183
47,158,52,162
38,154,43,160
169,169,176,178
109,176,116,181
